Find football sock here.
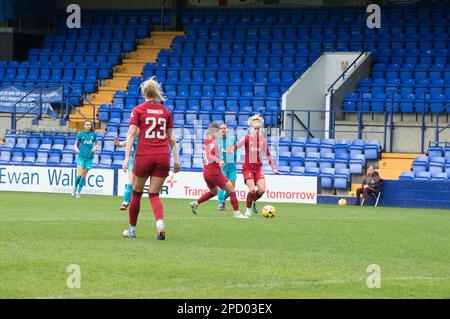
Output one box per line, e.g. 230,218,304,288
74,176,81,189
123,184,132,204
254,190,264,202
129,190,143,225
246,191,256,208
149,193,164,221
223,191,229,201
197,191,216,205
156,219,165,230
77,178,86,193
218,189,225,206
229,191,239,211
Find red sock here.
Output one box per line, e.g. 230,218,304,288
149,193,164,221
254,191,264,201
197,191,216,204
229,191,239,211
129,190,143,225
246,191,256,208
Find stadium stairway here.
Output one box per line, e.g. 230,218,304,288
348,152,421,196
68,31,184,130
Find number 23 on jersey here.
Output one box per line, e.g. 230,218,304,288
145,116,167,139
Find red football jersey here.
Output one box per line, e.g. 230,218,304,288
203,138,222,175
232,134,275,170
129,101,173,156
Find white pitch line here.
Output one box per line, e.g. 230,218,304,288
34,276,450,299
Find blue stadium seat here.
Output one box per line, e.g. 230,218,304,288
35,150,49,166
335,139,350,155
98,154,112,168
349,154,366,174
0,149,11,164
305,138,321,154
431,172,448,182
47,150,62,166
319,168,335,188
60,150,75,167
334,169,350,189
319,153,335,169
429,157,446,175
304,166,320,177
334,153,349,170
399,171,415,181
350,139,365,157
304,152,320,168
428,146,443,158
414,171,431,181
364,140,381,160
412,156,429,173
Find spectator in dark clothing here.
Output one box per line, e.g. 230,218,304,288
355,166,382,206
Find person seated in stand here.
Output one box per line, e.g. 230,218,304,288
355,165,382,206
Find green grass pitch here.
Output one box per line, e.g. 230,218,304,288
0,191,449,299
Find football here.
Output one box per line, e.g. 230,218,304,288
262,205,276,218
338,199,347,206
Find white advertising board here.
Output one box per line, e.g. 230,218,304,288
0,165,114,196
118,171,317,204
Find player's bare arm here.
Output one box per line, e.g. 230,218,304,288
227,136,246,153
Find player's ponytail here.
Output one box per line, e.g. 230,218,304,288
141,76,167,102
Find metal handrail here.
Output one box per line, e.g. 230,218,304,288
1,82,98,130
327,49,367,93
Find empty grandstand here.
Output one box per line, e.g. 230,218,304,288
0,0,449,201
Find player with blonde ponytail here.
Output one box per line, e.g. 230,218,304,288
228,114,280,217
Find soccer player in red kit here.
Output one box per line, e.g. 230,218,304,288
122,77,180,240
228,114,280,217
189,123,248,219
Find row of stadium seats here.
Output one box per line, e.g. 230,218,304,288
28,50,122,65
184,23,450,36
399,145,450,182
173,38,450,52
148,70,303,85
57,10,170,28
0,145,354,188
99,102,281,128
181,7,450,25
156,54,315,70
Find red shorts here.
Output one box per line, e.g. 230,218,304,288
203,171,229,190
242,166,265,183
132,154,170,178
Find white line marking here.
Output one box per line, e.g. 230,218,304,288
34,276,450,299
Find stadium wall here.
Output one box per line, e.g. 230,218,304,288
331,52,372,119
282,52,364,139
379,180,450,210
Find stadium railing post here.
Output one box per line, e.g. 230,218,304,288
421,95,426,154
